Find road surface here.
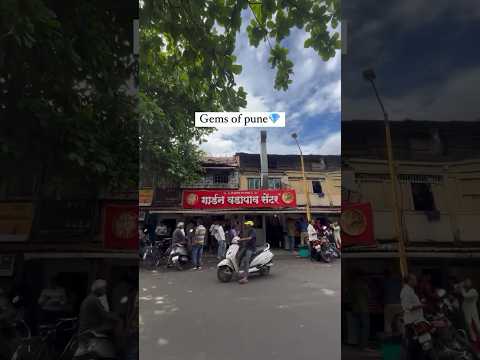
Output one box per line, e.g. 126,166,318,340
140,255,341,360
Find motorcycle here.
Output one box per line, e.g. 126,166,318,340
217,236,274,282
310,238,332,263
410,319,439,359
167,243,190,271
430,289,479,360
72,296,129,360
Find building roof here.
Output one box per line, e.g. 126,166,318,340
200,156,239,168
235,153,341,171
342,120,480,162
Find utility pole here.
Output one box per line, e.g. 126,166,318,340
292,133,312,223
363,69,408,278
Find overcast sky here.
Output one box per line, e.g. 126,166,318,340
200,11,341,156
342,0,480,122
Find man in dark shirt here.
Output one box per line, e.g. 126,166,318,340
79,279,120,334
238,221,256,284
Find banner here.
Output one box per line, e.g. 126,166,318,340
340,202,375,247
139,189,154,206
183,189,297,209
103,204,138,250
0,202,33,242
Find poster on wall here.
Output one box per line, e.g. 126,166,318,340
183,189,297,209
340,202,375,247
103,204,138,250
0,255,15,277
0,202,33,242
139,189,154,207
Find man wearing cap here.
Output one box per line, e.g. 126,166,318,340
238,221,256,284
79,279,121,334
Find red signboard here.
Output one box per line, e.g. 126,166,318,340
340,202,375,247
104,204,138,250
182,189,297,209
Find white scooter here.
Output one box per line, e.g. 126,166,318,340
217,236,274,282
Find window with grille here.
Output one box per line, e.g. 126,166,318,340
248,178,261,189
312,181,324,196
214,174,229,184
248,178,281,189
411,183,435,211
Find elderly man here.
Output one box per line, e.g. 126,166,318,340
79,279,121,334
401,274,426,359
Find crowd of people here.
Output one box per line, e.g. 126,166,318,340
348,268,480,357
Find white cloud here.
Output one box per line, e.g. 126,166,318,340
199,9,340,155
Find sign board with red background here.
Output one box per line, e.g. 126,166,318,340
183,189,297,209
340,202,375,247
103,203,138,250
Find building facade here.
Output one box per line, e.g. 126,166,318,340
143,153,341,249
341,120,480,344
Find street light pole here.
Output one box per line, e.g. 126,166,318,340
363,69,408,278
292,133,312,223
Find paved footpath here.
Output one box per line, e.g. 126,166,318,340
139,256,341,360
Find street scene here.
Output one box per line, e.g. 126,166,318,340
139,1,341,359
1,2,139,360
140,256,340,360
342,0,480,359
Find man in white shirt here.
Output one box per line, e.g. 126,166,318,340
400,274,425,359
307,220,318,260
211,221,226,260
457,278,480,344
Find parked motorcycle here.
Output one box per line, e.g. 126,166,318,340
410,319,439,359
310,238,332,263
167,243,190,271
217,236,274,282
430,289,479,360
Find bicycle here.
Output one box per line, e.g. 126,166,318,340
11,318,78,360
142,239,171,270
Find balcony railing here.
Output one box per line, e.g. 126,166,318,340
183,178,240,189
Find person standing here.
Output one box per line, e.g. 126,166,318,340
299,217,308,246
307,219,318,260
172,222,186,246
238,221,256,284
457,278,480,346
350,271,373,352
383,269,403,335
38,275,68,324
287,218,296,253
192,219,206,270
212,221,226,260
401,274,426,359
332,221,341,249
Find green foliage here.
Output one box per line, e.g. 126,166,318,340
0,0,138,196
140,0,339,185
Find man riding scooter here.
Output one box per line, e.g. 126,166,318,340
237,221,257,285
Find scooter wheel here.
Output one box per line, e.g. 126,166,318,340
260,266,270,276
321,250,331,263
217,266,233,282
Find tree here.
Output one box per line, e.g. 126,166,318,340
0,1,138,237
140,0,340,185
0,0,138,195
